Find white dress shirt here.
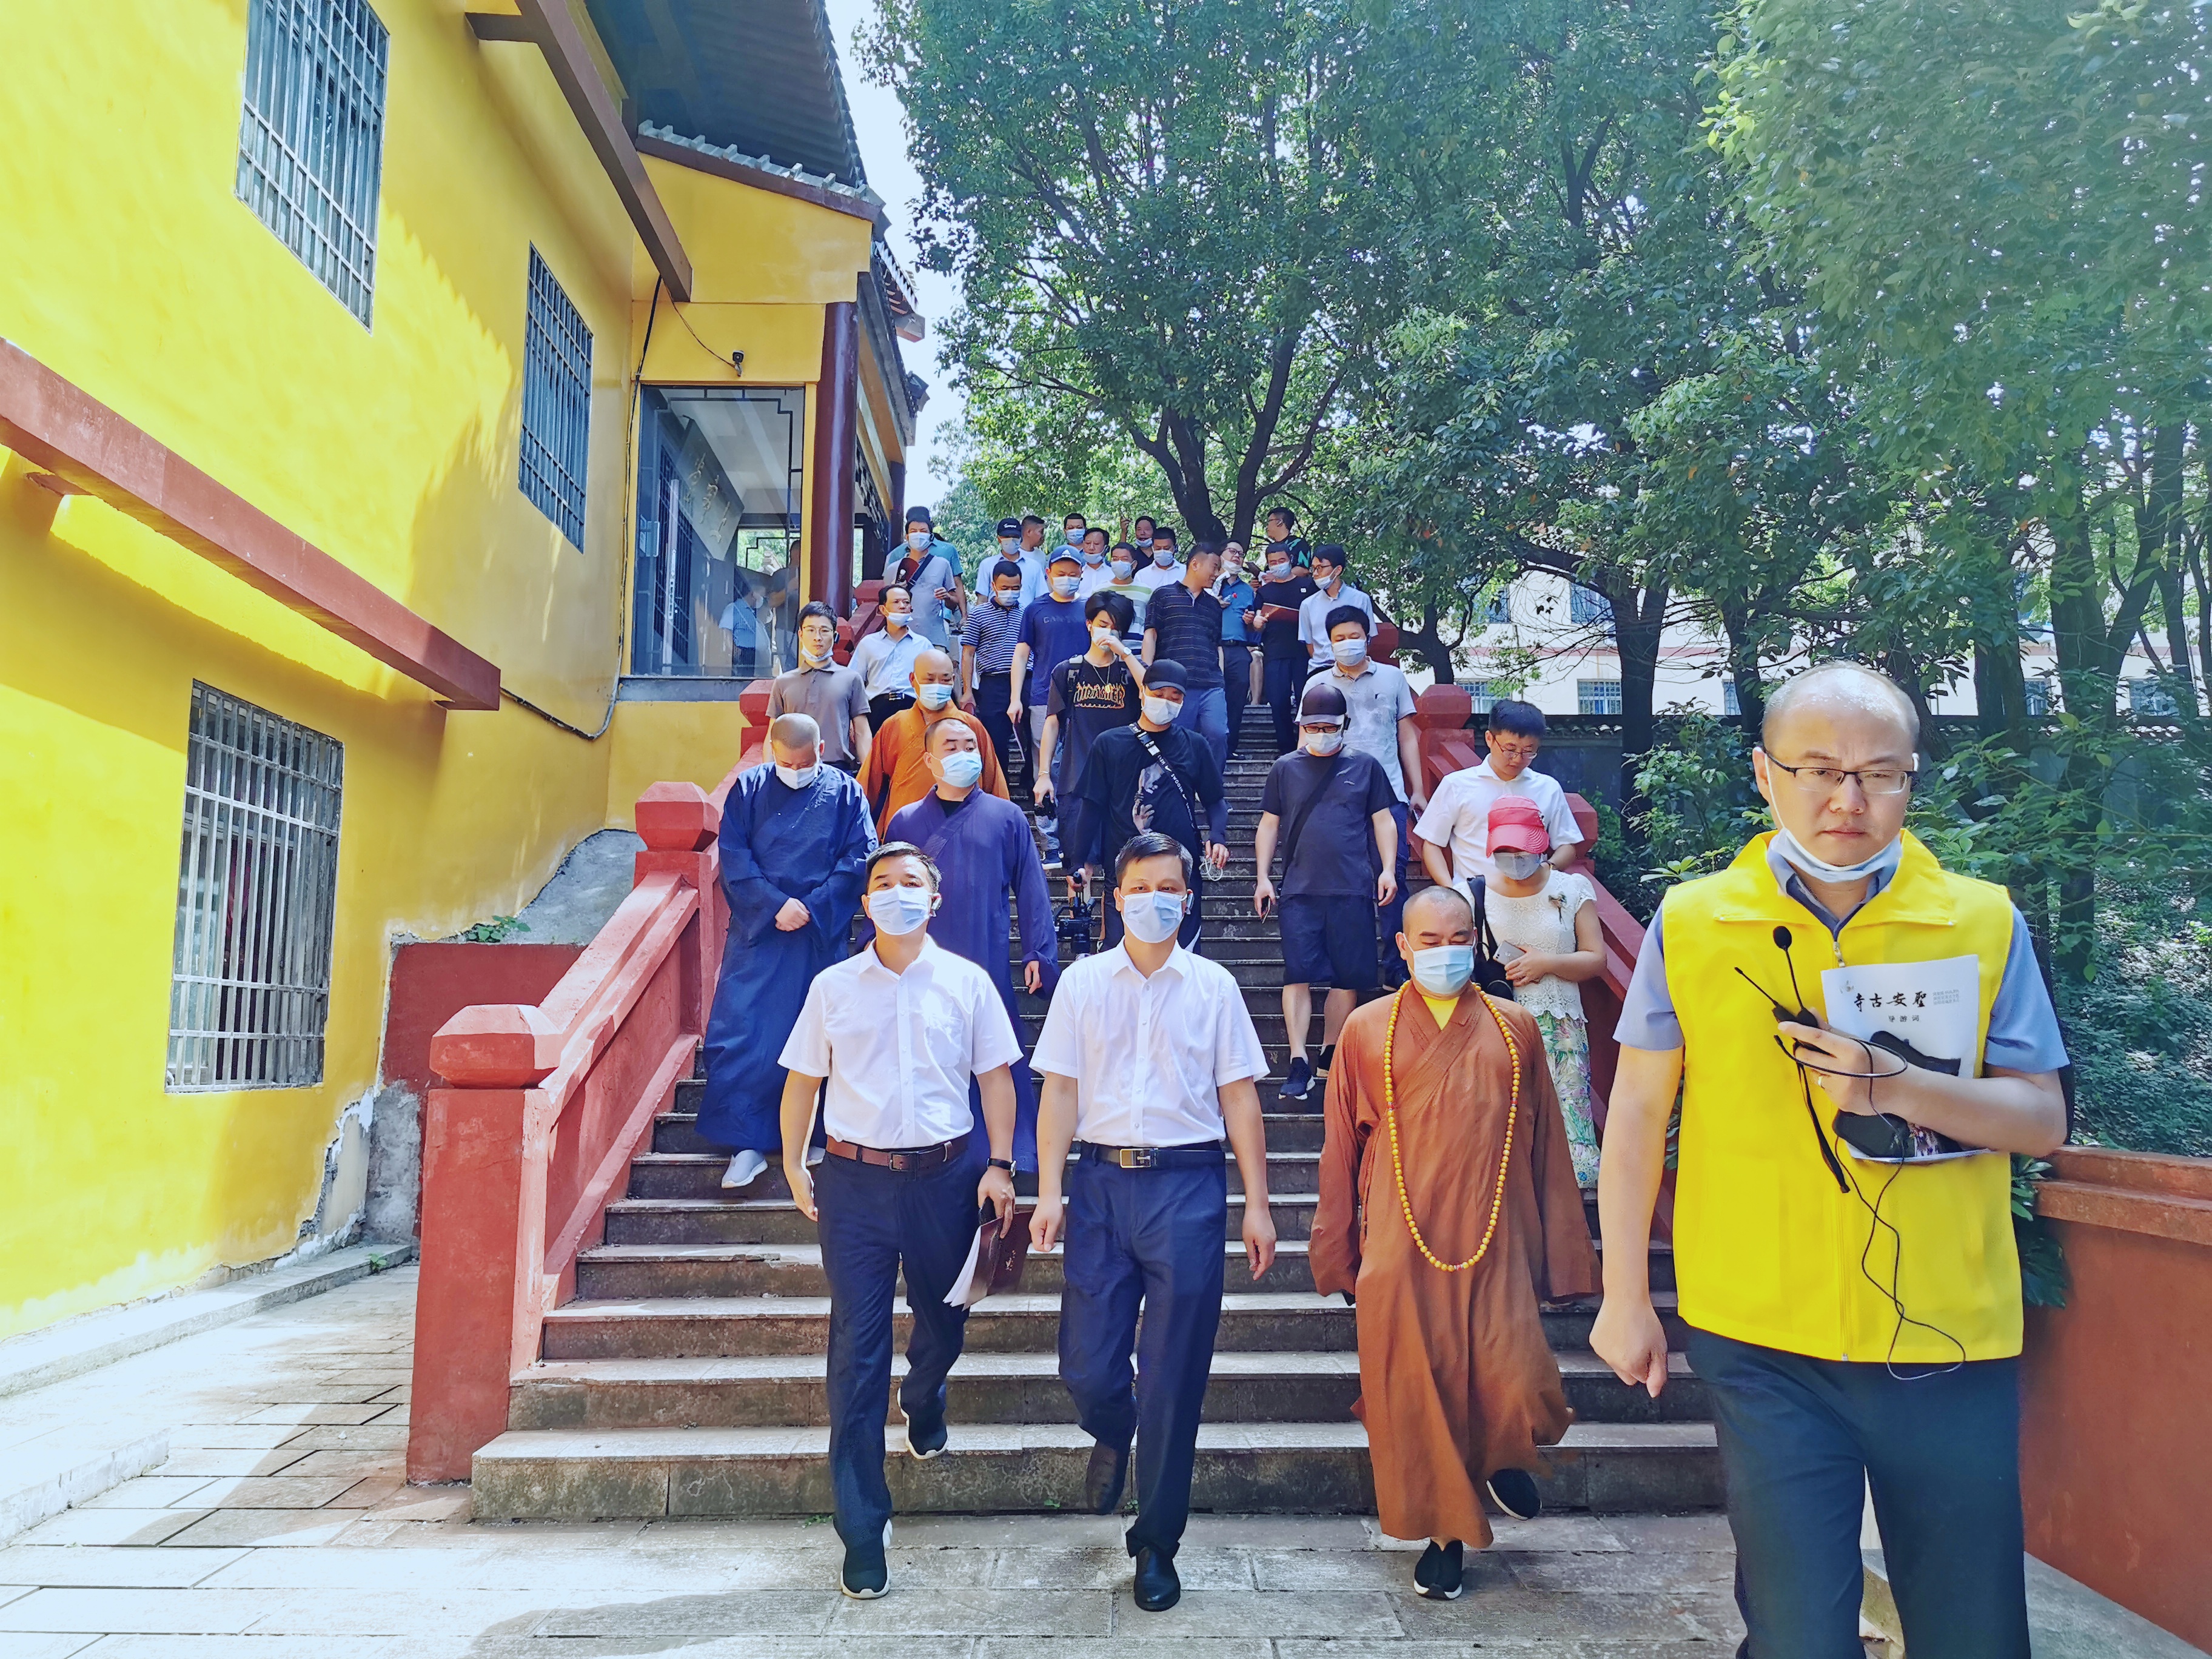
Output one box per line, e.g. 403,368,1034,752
779,938,1022,1149
1413,759,1582,886
1031,943,1269,1147
848,627,929,701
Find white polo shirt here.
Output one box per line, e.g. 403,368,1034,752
779,937,1022,1150
1413,758,1583,886
1031,943,1268,1147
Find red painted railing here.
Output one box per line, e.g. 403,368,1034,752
406,781,728,1481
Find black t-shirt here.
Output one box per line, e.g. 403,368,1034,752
1070,722,1227,871
1260,751,1396,897
1046,655,1140,787
1257,572,1319,660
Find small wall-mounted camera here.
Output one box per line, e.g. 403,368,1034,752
730,350,745,377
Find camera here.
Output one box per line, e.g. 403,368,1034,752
1056,891,1096,960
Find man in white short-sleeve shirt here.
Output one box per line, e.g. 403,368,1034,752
1415,699,1584,891
1028,833,1275,1616
776,843,1021,1603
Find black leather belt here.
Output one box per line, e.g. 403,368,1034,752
825,1133,969,1173
1073,1139,1225,1170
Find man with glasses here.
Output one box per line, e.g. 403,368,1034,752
1594,661,2068,1659
768,602,872,774
1414,699,1583,894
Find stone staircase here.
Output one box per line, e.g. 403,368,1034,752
472,712,1723,1522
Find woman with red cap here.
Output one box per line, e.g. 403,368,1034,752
1484,797,1606,1185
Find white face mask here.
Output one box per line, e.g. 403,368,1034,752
999,538,1019,555
1301,727,1344,756
1051,575,1081,598
1224,564,1245,584
1152,548,1176,568
1266,561,1292,580
936,749,984,789
1064,528,1085,547
1493,849,1546,881
917,683,954,710
907,530,930,551
1134,535,1153,549
1331,637,1368,668
1090,625,1119,649
799,637,833,666
1318,571,1342,592
866,885,934,936
994,588,1021,607
1082,545,1107,565
884,609,911,632
1111,560,1134,580
1121,890,1185,945
1409,944,1476,999
1142,694,1181,726
1770,823,1905,885
774,759,820,790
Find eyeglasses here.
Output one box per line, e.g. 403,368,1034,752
1767,759,1917,797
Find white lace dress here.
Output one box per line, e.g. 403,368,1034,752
1487,870,1601,1186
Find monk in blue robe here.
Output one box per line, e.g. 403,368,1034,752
884,717,1058,1169
702,712,876,1188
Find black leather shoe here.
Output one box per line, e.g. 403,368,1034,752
840,1536,888,1599
1413,1538,1464,1600
1084,1440,1129,1515
1484,1467,1543,1521
1131,1544,1181,1612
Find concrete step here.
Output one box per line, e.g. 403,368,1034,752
628,1149,1328,1202
577,1239,1321,1299
536,1292,1689,1362
653,1107,1330,1158
609,1190,1325,1245
506,1349,1708,1432
471,1418,1723,1521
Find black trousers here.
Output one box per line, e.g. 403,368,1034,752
1221,643,1252,752
1684,1327,2030,1659
975,670,1024,792
1262,653,1305,752
867,692,914,731
1059,1150,1228,1558
815,1141,984,1550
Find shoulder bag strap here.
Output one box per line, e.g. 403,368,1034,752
1133,727,1201,829
1273,754,1344,879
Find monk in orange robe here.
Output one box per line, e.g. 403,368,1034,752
861,646,1010,834
1310,883,1598,1601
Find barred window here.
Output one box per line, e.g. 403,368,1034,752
167,686,344,1092
235,0,389,327
1723,678,1741,717
1578,679,1623,716
521,248,592,547
2024,678,2052,718
1467,680,1499,715
2128,676,2180,719
1569,585,1613,628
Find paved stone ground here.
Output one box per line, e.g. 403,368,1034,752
0,1265,1748,1656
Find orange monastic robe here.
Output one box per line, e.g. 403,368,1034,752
861,706,1010,835
1309,987,1598,1547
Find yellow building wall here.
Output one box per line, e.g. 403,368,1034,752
1,0,648,1338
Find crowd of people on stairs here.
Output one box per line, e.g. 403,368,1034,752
688,507,2073,1655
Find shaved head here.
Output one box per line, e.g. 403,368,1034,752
1762,662,1919,753
914,648,956,679
768,712,820,751
1405,885,1476,931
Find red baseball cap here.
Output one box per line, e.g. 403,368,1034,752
1486,796,1550,855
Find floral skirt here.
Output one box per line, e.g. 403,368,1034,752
1533,1011,1600,1188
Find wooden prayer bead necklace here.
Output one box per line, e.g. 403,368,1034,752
1379,984,1521,1273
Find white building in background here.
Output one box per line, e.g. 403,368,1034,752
1404,570,2200,721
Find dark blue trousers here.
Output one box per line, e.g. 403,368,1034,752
1684,1328,2029,1659
1058,1152,1227,1558
815,1141,984,1550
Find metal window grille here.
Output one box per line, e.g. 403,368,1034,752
2128,676,2180,718
2024,678,2052,718
235,0,389,327
520,247,592,546
167,685,344,1091
1467,680,1499,714
1569,585,1613,628
1578,679,1623,716
1723,678,1741,717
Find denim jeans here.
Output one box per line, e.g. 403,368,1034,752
1171,684,1230,771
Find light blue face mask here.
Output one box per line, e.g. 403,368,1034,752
866,885,934,937
1121,890,1185,945
937,749,984,789
1771,825,1903,885
917,683,955,710
1409,944,1476,998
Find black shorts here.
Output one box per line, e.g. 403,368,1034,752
1277,894,1380,990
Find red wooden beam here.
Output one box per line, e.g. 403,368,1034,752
1,340,501,710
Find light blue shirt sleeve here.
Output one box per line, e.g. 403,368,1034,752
1611,900,2070,1071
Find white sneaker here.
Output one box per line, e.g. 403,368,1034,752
722,1149,769,1189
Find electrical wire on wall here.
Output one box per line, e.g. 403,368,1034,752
499,277,664,740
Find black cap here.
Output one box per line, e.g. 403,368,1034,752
905,505,934,528
1145,659,1189,692
1298,681,1348,722
996,517,1022,537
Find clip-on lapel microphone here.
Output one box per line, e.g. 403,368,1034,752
1734,925,1852,1192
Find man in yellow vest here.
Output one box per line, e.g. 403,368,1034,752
1593,662,2069,1659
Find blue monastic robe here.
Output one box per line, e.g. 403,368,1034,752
883,789,1059,1170
699,764,876,1151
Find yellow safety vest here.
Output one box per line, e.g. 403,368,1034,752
1660,831,2023,1362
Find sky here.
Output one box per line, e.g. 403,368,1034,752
820,0,965,500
